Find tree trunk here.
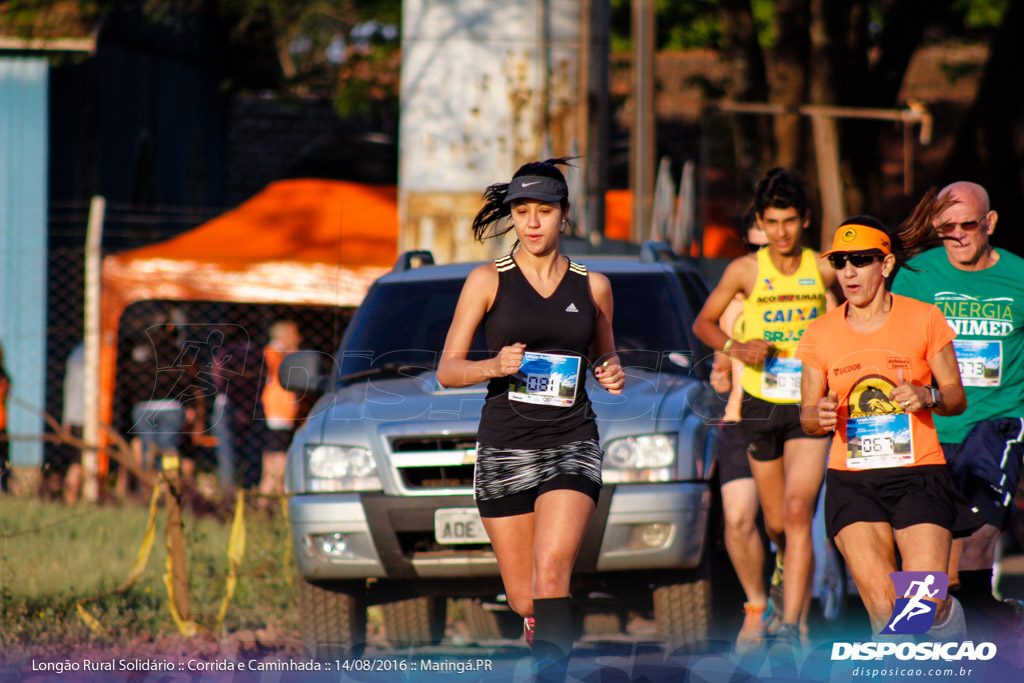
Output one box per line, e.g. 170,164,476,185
719,0,771,185
766,0,810,170
941,0,1024,255
839,0,938,212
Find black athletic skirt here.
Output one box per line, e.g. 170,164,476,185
474,439,603,518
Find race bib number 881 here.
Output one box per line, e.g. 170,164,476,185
509,352,581,408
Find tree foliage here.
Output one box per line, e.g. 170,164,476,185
200,0,401,118
0,0,401,119
608,1,1010,220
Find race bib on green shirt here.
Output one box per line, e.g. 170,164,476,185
954,339,1002,387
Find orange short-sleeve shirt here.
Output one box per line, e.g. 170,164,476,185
796,295,956,471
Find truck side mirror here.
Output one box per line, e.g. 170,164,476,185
279,350,332,395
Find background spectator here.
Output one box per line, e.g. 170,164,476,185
0,342,10,493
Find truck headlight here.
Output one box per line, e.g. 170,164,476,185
603,434,676,483
305,444,382,491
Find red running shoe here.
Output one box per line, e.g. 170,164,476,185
524,616,535,646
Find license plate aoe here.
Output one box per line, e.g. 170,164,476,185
434,508,490,544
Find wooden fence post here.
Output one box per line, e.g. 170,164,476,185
161,454,191,622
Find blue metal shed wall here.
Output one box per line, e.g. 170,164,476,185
0,57,48,467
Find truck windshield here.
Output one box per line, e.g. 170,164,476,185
337,273,698,379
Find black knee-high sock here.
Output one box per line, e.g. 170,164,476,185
532,597,573,682
957,569,997,605
533,597,574,654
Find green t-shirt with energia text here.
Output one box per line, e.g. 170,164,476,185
893,246,1024,443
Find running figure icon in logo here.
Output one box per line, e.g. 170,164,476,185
882,571,950,635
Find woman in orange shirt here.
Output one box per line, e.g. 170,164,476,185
797,203,982,640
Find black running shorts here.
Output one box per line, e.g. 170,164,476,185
715,420,752,484
825,465,984,539
942,417,1024,530
739,391,829,462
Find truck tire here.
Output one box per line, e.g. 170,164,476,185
298,578,366,660
382,596,446,647
653,576,711,652
459,598,502,641
583,612,623,637
654,529,714,653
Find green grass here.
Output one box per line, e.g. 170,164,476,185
0,492,298,656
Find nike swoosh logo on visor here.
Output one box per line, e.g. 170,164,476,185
522,181,541,187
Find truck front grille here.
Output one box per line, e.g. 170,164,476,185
388,434,477,493
400,465,475,489
391,436,477,452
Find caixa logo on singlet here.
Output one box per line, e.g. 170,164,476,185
883,571,949,634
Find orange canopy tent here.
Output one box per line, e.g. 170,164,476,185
603,189,745,258
97,179,399,462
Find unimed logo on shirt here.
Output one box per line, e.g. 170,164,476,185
882,571,948,635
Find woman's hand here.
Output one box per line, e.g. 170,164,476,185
493,343,526,377
728,339,772,366
816,390,839,431
709,353,732,393
594,361,625,395
888,369,926,412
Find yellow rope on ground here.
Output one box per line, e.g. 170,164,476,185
76,485,162,636
163,551,200,637
215,491,247,632
75,602,107,636
280,495,294,586
119,483,162,591
76,483,292,638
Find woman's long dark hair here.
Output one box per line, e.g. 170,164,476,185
471,157,576,242
839,188,954,272
891,188,957,270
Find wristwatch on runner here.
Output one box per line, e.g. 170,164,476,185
923,385,940,409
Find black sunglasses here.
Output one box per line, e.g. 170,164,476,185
828,252,881,269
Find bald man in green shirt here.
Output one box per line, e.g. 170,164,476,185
893,181,1024,630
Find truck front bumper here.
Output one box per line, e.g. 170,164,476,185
289,482,710,581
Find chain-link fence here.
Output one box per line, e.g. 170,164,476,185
44,203,355,501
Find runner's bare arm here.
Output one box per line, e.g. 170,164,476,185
589,272,624,394
692,256,770,365
800,362,837,436
927,343,966,416
710,297,744,392
437,265,522,387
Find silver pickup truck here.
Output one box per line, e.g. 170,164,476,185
280,242,723,656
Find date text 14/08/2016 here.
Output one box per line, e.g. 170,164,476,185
338,659,495,674
30,658,496,675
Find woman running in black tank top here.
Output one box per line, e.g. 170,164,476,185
438,158,624,672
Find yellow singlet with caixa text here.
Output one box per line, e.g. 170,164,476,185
740,247,827,404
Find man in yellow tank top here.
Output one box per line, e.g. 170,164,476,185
694,168,841,655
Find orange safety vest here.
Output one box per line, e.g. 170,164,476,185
0,375,9,431
261,347,298,429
